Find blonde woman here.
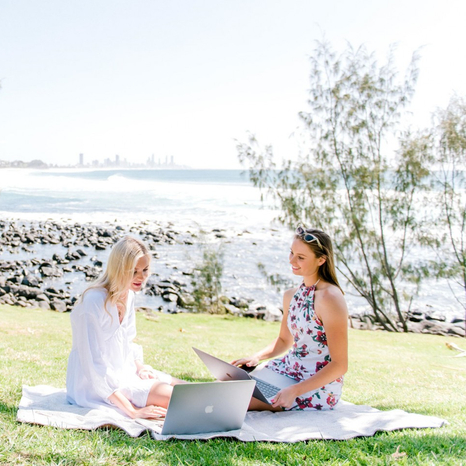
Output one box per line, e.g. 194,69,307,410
66,236,181,419
232,227,348,411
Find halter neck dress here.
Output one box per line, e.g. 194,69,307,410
265,281,344,410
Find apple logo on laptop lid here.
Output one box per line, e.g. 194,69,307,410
205,405,214,414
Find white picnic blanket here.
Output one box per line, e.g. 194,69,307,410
17,385,447,442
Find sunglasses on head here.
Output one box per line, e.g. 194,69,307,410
295,226,323,250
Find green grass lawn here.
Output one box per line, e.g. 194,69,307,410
0,305,465,466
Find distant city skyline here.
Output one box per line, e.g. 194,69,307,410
1,1,465,169
76,153,188,169
0,153,189,169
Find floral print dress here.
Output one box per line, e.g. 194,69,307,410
265,281,343,410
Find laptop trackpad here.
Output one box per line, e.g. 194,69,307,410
250,364,298,388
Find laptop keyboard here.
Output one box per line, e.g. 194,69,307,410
251,376,280,399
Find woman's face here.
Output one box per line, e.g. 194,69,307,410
128,255,150,293
289,238,326,278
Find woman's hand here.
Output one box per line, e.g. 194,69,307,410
137,365,157,380
270,385,299,410
132,405,167,420
230,356,260,368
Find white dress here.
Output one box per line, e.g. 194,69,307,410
66,288,169,409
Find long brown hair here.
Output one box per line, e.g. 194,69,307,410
295,227,344,294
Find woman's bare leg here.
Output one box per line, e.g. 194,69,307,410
146,381,173,408
145,375,188,408
170,376,188,386
248,397,283,412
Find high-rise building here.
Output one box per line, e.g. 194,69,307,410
79,153,84,166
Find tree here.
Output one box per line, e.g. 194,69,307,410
191,241,225,314
429,95,466,336
237,41,432,332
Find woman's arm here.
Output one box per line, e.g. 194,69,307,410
231,288,296,367
109,390,167,419
271,286,348,409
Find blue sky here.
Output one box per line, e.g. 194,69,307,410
0,0,465,168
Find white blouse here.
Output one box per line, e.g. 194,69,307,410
66,288,146,409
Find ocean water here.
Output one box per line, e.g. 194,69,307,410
0,167,463,320
0,167,292,308
0,168,275,227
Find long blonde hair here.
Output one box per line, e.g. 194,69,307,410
81,236,151,314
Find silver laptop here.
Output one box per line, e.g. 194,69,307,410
193,347,298,405
161,380,255,435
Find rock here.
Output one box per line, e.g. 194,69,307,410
83,266,101,279
45,287,63,298
244,304,266,319
351,320,374,331
98,229,113,238
229,297,250,309
453,321,465,331
65,250,82,261
407,309,424,323
21,276,41,288
171,278,186,287
144,286,160,296
40,266,63,278
448,326,465,337
264,305,282,322
7,275,24,284
50,300,67,313
425,311,447,322
0,262,16,271
178,293,195,308
15,285,41,300
38,301,51,310
224,304,241,315
157,280,178,290
136,306,157,317
24,234,37,244
48,235,61,244
451,317,465,325
410,320,450,336
162,292,178,303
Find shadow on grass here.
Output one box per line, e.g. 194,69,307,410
5,409,465,465
4,389,464,465
86,429,466,465
0,399,18,419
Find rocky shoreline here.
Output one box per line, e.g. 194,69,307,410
0,219,464,337
0,219,282,320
